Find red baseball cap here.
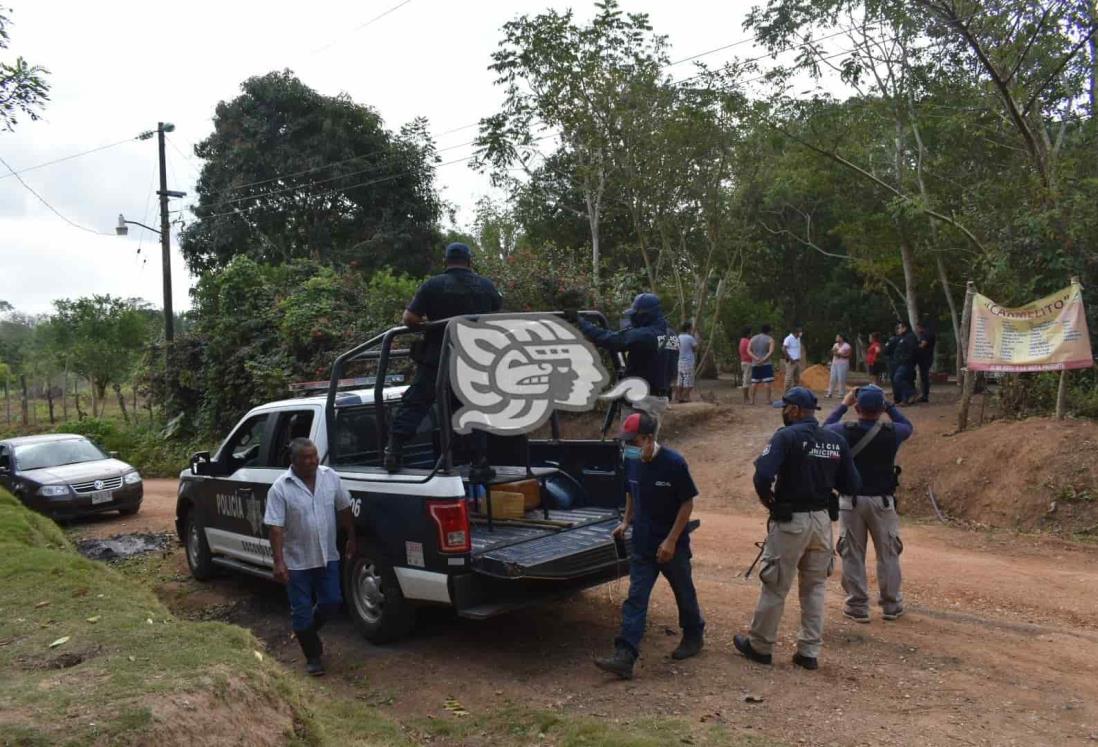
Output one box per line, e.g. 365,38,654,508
616,412,657,441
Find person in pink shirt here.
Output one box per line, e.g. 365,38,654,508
738,326,753,404
827,333,853,398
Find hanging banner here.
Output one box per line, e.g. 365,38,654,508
967,282,1093,372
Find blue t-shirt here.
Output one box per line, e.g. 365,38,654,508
625,446,698,557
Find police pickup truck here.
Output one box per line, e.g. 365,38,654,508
176,313,630,642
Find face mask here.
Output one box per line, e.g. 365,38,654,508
623,445,644,461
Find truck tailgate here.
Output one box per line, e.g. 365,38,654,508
470,507,626,580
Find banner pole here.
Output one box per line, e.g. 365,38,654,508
957,281,976,432
1055,276,1082,420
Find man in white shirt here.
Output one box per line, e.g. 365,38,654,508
782,326,804,393
264,438,356,676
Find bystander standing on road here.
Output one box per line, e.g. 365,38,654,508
826,333,852,398
782,326,804,392
676,322,698,403
738,326,753,404
866,332,885,386
748,324,777,405
823,386,912,622
265,438,356,677
890,321,919,405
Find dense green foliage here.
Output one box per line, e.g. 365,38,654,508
180,71,443,278
0,8,50,131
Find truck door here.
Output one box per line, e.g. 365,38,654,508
201,412,278,565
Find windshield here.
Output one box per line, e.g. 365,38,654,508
14,439,108,471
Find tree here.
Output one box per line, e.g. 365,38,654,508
476,0,667,287
52,296,154,418
0,8,49,131
181,71,442,278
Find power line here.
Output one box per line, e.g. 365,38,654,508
0,135,141,181
0,153,113,236
310,0,414,55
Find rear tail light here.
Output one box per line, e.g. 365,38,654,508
428,500,470,553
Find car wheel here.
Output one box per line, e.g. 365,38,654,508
183,509,216,581
342,544,415,643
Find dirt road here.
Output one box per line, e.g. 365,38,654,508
68,390,1098,745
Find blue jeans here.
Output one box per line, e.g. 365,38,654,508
892,363,915,404
287,560,342,633
616,547,704,656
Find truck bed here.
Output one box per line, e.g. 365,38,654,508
470,507,626,580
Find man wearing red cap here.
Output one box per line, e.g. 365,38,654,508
594,412,704,680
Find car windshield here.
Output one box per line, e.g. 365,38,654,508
14,439,108,471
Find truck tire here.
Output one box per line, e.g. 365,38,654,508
343,544,415,643
183,508,216,581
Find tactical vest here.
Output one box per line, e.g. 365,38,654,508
843,421,899,496
422,270,500,364
773,423,845,511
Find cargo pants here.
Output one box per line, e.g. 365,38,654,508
837,495,904,617
748,510,833,659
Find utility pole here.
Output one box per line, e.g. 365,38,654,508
157,122,175,344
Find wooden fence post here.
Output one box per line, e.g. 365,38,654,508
957,281,976,432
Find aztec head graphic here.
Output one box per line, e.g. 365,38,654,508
448,314,646,435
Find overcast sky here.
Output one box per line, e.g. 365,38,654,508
1,0,813,315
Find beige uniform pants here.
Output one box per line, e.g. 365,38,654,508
783,359,803,391
748,510,833,658
837,495,903,617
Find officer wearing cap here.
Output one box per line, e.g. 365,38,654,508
594,412,704,680
734,387,860,671
569,293,675,429
384,242,502,472
822,385,912,622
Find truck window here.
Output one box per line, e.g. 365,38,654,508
270,410,316,468
333,406,437,468
220,414,271,469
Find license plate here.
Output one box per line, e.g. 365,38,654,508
90,491,113,505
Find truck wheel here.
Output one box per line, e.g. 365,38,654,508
183,509,216,581
343,546,415,643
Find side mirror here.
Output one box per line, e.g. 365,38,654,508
190,451,219,477
108,451,119,459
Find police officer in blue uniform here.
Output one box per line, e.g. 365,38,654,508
569,293,675,428
594,412,704,680
384,243,502,473
734,387,860,671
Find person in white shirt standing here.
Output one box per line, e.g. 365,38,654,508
782,326,804,392
265,438,356,676
676,321,699,403
827,333,853,398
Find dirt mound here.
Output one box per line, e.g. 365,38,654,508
900,416,1098,534
799,363,831,392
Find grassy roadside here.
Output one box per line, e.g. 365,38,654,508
2,490,773,745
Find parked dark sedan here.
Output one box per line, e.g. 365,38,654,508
0,434,142,519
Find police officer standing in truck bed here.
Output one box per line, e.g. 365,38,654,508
384,242,502,473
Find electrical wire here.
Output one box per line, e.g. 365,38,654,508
310,0,414,55
0,153,114,236
0,135,142,181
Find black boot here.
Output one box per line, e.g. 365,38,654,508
671,632,704,660
295,628,324,676
594,645,636,679
733,634,772,665
383,436,405,474
468,458,496,484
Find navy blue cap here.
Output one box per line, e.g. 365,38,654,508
630,293,661,313
444,242,472,261
772,386,821,410
856,385,886,411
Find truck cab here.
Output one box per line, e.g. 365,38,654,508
175,312,631,642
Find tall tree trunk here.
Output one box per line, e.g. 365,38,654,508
936,254,962,376
4,380,9,424
95,383,108,418
113,383,130,424
61,367,69,421
20,375,28,426
898,233,920,327
89,381,98,419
